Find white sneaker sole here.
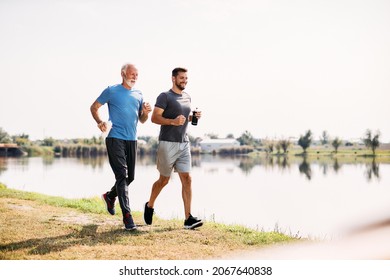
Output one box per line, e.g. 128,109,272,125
125,226,137,231
184,221,203,230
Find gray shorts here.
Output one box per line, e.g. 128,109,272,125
156,141,191,177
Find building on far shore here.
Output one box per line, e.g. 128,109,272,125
199,138,240,154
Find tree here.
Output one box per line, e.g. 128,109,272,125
187,134,202,147
331,137,342,153
275,142,281,154
205,133,219,139
0,128,12,143
264,139,274,154
12,133,29,140
14,136,31,146
42,137,55,147
320,131,329,145
298,130,313,153
363,129,380,155
279,139,291,154
237,130,255,146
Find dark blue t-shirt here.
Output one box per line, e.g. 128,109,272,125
155,89,191,143
97,84,143,140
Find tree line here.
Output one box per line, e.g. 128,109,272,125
0,127,382,156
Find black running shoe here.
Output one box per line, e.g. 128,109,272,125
184,214,203,229
123,212,137,231
144,202,154,225
102,192,115,215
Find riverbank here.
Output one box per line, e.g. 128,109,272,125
0,184,294,260
224,218,390,260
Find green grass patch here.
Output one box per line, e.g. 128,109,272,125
0,186,105,214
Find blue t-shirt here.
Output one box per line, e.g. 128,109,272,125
97,84,143,141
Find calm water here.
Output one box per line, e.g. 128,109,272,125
1,155,389,239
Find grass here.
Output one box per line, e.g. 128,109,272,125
0,184,295,260
24,146,54,157
0,185,105,214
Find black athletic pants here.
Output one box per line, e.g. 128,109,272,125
105,138,137,216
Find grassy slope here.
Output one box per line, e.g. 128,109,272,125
0,184,294,260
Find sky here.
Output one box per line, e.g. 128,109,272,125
1,0,389,142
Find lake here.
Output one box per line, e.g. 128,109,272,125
1,155,389,239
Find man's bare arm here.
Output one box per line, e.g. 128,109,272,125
151,107,186,126
90,100,107,132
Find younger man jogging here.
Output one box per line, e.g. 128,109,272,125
144,67,203,229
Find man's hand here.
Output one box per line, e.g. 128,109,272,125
173,115,186,126
97,121,108,132
139,102,152,123
142,102,152,115
194,110,202,119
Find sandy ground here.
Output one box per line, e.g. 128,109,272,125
224,219,390,259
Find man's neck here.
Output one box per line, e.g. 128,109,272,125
171,87,183,95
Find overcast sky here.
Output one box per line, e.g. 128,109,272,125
1,0,389,142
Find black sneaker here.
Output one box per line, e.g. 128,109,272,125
144,202,154,225
102,192,115,215
123,213,137,231
184,214,203,230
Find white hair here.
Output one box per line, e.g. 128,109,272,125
121,63,137,75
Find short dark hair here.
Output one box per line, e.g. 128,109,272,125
172,67,188,77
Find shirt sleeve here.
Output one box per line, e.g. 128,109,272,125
96,87,111,105
155,92,168,110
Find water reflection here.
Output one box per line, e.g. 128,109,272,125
0,154,386,182
276,155,290,170
98,153,386,183
333,158,341,173
0,157,30,175
365,158,380,182
42,156,55,166
76,156,106,169
191,155,201,168
229,156,384,182
121,154,382,181
298,158,312,180
319,162,329,175
0,157,7,175
238,156,259,174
